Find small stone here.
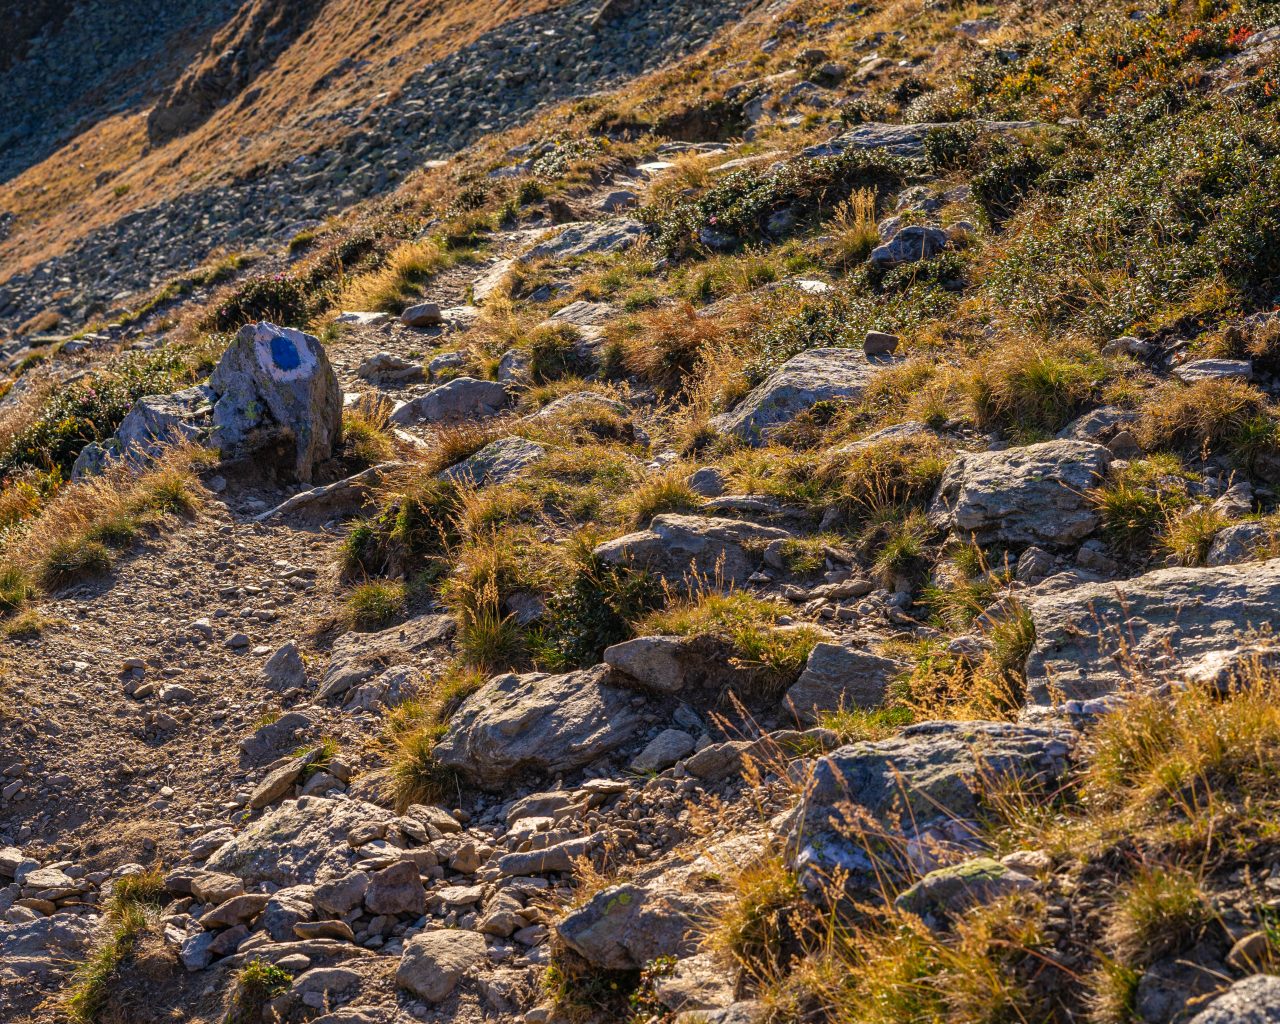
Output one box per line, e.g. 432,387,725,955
401,302,444,327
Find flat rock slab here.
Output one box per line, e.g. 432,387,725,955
1025,557,1280,703
1187,975,1280,1024
710,348,886,444
929,440,1112,549
434,665,645,790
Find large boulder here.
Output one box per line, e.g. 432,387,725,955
209,322,342,482
929,440,1112,548
204,796,393,887
710,348,885,444
387,377,508,426
785,721,1073,882
593,514,791,586
434,665,645,790
1024,558,1280,703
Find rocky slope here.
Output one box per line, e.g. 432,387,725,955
7,1,1280,1024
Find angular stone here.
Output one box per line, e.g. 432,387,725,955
929,440,1112,548
593,514,791,586
435,665,644,790
603,636,689,693
260,642,307,691
356,351,424,384
396,929,487,1002
439,437,546,486
318,614,455,701
1173,358,1252,383
786,722,1073,880
313,871,369,915
521,219,645,262
784,642,901,724
870,225,948,268
388,377,507,426
710,348,885,444
555,880,713,970
199,893,270,929
249,749,318,809
1025,558,1280,703
205,796,393,887
630,730,695,773
188,871,244,905
363,861,424,916
894,857,1034,927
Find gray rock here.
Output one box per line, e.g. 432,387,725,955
248,749,318,809
710,348,885,444
529,390,631,423
0,913,98,987
495,837,594,876
199,892,270,928
630,729,695,773
472,260,515,303
239,710,318,761
205,796,393,887
784,642,901,724
318,614,455,701
1173,358,1253,383
686,467,726,497
801,120,1037,160
593,513,791,586
556,879,717,970
188,870,243,905
439,437,546,486
180,930,216,971
262,642,307,690
786,721,1073,881
400,302,444,328
1207,522,1272,566
521,219,645,262
261,886,315,941
1025,558,1280,703
388,377,508,426
894,857,1034,928
1187,975,1280,1024
396,929,487,1002
363,861,424,916
435,665,644,790
209,322,342,482
290,967,363,1011
356,351,425,384
603,636,690,693
115,385,215,464
863,330,899,356
929,440,1112,548
869,225,948,268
